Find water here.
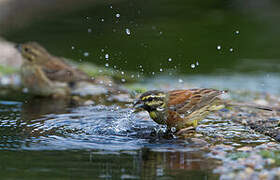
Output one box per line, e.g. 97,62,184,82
0,74,278,179
0,95,221,179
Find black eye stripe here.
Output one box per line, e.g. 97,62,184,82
146,97,163,102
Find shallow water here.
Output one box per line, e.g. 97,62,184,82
0,90,220,179
0,74,279,179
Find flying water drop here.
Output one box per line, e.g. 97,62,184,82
84,52,89,57
125,28,131,35
171,127,177,133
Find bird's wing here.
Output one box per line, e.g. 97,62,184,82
42,58,91,83
167,88,224,115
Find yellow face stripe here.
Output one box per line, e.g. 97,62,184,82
141,93,165,101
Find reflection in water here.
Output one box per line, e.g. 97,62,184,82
0,150,219,179
89,149,218,179
21,97,73,120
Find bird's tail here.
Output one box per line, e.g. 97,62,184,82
225,102,280,112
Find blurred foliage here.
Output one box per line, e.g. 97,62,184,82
3,0,280,76
0,65,18,75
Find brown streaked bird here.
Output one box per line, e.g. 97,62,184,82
17,42,118,97
134,88,279,134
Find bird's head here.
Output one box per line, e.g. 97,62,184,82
16,42,49,64
134,90,167,112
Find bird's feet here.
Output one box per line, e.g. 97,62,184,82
176,126,196,136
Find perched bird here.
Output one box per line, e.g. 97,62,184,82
17,42,121,97
134,88,278,133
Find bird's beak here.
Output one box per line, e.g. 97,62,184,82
15,44,22,52
133,99,144,112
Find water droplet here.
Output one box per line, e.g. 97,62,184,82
105,54,109,59
139,65,142,68
113,65,117,69
71,46,75,50
101,18,104,22
131,74,135,78
229,48,233,52
235,30,240,35
121,71,124,75
121,78,126,82
22,88,29,93
125,28,131,35
101,49,104,52
191,64,195,69
105,63,109,67
159,31,163,35
178,79,183,83
159,68,163,72
110,5,113,9
152,72,155,75
116,13,120,18
171,127,177,133
168,58,172,62
88,28,92,33
84,52,89,57
217,45,221,50
196,61,199,66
